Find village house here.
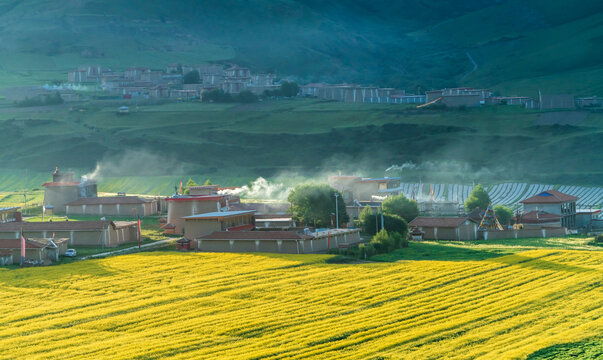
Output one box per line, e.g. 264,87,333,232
575,96,602,107
0,221,138,247
486,96,533,106
164,193,235,234
194,228,360,254
519,189,578,229
0,237,69,265
42,168,98,213
64,195,157,216
0,207,21,223
538,94,575,110
182,210,256,240
409,216,478,240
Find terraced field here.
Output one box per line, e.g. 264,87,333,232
0,250,601,359
398,183,603,209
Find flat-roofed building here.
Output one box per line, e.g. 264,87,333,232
0,207,20,223
183,210,255,240
195,228,360,254
165,194,232,234
0,221,138,247
64,196,157,216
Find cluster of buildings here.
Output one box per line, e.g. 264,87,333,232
1,166,600,265
67,64,278,100
301,83,602,110
329,174,602,241
161,184,360,254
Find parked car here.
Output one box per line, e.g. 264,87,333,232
64,249,77,257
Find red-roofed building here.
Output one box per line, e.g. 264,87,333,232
520,190,577,229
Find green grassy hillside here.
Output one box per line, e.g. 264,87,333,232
0,99,600,189
0,0,601,93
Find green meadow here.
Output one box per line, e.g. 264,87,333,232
0,98,600,195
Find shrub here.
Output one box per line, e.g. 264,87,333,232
361,212,408,238
382,194,419,223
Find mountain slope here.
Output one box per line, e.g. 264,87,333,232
2,0,601,94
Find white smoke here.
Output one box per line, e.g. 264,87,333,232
219,177,291,201
85,150,187,179
385,162,416,172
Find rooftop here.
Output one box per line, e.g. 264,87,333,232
183,210,255,220
409,217,470,228
521,211,562,223
199,231,311,241
520,190,578,204
66,196,150,206
0,221,112,231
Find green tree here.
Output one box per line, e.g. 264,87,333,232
237,90,259,103
203,178,212,185
370,229,392,252
280,81,299,97
361,212,408,237
288,183,348,227
494,205,513,226
183,178,198,195
382,194,419,223
464,184,491,211
202,89,233,103
183,70,200,84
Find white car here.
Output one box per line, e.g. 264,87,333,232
64,249,77,257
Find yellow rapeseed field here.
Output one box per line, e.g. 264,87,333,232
0,250,601,359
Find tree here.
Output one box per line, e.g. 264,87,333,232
370,229,392,252
202,89,233,103
237,90,259,103
287,183,348,227
361,212,408,237
494,205,513,226
464,184,491,211
183,70,200,84
203,178,212,185
280,81,299,97
382,194,419,223
183,178,198,195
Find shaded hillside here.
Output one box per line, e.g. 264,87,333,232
0,100,600,185
0,0,601,93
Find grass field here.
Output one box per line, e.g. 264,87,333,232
0,249,600,359
0,99,600,191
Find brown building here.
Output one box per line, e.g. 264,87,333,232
0,221,139,247
0,237,69,264
539,94,575,110
64,196,157,216
0,207,20,223
183,210,255,240
519,189,578,229
195,228,360,254
165,194,231,234
42,168,97,213
409,217,479,241
518,211,562,228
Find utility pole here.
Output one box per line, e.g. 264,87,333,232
23,191,27,215
380,203,384,231
334,193,339,229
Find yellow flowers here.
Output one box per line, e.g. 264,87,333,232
0,250,600,359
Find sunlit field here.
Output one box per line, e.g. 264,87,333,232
0,250,601,359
